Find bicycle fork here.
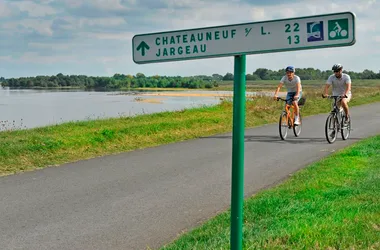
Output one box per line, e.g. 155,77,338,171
282,111,291,128
329,113,340,132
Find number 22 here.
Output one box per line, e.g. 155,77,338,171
285,23,300,32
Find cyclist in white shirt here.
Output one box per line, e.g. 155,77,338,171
322,63,352,123
274,66,302,125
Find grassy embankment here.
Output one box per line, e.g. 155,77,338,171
159,134,380,250
0,80,379,176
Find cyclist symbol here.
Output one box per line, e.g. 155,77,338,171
329,22,347,38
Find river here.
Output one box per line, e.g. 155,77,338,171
0,88,225,130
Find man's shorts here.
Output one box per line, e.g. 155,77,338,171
286,91,302,105
337,93,352,109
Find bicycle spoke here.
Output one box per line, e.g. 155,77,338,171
279,113,288,140
325,114,337,143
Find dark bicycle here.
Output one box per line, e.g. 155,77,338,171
322,95,352,144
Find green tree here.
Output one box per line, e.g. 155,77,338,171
223,73,234,81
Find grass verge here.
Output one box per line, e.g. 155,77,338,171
159,135,380,250
1,86,380,176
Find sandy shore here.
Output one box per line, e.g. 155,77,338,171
133,97,165,103
136,91,284,97
139,92,234,97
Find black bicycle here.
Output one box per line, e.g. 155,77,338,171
323,95,352,144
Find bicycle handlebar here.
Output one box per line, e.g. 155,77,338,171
322,94,348,99
276,97,295,102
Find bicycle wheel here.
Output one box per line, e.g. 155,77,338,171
325,114,338,144
279,112,288,140
293,113,302,137
341,117,351,140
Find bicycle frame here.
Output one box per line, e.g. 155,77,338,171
277,96,303,140
323,94,350,143
277,97,296,128
328,96,345,124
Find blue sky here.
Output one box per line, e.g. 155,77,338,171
0,0,379,78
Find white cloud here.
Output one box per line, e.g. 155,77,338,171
96,55,125,63
79,17,126,28
63,0,83,8
10,1,57,17
91,0,129,10
18,52,79,64
148,2,258,30
83,31,134,41
0,2,13,18
1,0,379,78
28,42,72,50
164,0,203,8
5,19,54,36
29,20,53,36
250,8,266,21
0,56,12,62
64,0,132,10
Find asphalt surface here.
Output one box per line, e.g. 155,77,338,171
1,102,379,250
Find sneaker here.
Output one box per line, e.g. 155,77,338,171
294,117,300,125
344,115,350,124
345,115,350,121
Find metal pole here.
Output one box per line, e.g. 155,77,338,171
230,54,246,250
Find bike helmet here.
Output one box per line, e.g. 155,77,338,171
285,66,295,72
332,63,343,71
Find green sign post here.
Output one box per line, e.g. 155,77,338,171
231,54,246,250
132,11,356,250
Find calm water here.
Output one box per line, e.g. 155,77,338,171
0,88,224,130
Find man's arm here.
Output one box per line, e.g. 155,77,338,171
294,77,301,99
343,75,352,97
323,75,333,97
274,76,285,99
273,82,283,99
323,84,330,97
343,83,351,97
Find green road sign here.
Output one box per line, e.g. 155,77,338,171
132,12,355,64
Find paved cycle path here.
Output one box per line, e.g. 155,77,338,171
1,102,379,250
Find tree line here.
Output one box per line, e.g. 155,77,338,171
1,73,218,89
1,68,379,89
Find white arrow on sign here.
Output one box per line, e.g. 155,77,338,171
132,11,356,64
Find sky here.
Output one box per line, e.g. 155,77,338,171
0,0,379,78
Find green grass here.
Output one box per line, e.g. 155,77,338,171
1,85,380,176
216,79,380,88
159,135,380,250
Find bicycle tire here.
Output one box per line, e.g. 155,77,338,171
325,113,338,144
293,113,302,137
279,112,288,140
341,117,351,140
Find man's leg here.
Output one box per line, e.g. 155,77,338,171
292,92,301,125
293,101,299,117
341,94,351,121
286,92,293,105
293,91,302,116
293,101,300,125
